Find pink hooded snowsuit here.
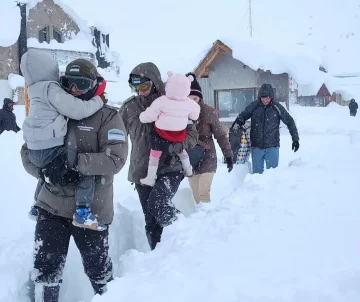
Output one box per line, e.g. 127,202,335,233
139,72,200,132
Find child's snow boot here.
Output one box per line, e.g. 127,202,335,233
179,153,193,177
140,165,158,186
140,155,160,186
72,207,107,231
28,206,39,221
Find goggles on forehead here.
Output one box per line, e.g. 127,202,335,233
60,75,96,91
129,81,153,93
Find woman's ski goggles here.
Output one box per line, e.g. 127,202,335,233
129,81,153,93
60,75,96,91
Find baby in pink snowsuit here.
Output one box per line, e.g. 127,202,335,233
139,72,200,186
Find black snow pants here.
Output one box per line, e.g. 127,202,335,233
30,208,113,301
135,171,183,250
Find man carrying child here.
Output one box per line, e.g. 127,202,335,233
21,51,128,301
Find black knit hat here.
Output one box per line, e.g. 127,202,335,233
65,59,98,80
258,84,274,100
3,98,14,106
186,72,203,99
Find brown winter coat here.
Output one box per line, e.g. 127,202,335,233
20,105,128,225
195,101,233,174
119,62,199,184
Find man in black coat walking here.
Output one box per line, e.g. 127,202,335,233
0,98,21,135
233,84,299,174
349,99,358,117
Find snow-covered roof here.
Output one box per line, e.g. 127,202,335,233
24,0,120,82
234,39,325,89
195,38,329,97
0,2,21,47
194,38,360,102
0,0,113,50
7,74,25,89
298,84,320,97
326,76,360,101
25,0,111,34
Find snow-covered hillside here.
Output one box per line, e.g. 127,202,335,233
1,104,359,302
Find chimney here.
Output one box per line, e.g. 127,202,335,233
17,2,28,76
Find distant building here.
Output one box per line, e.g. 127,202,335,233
0,0,120,104
192,40,295,120
298,83,335,107
297,75,360,107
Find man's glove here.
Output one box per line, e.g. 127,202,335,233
234,116,244,128
226,157,234,172
292,140,300,152
43,152,69,186
16,126,21,132
62,169,81,185
168,143,184,156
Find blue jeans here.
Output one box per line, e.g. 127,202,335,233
251,147,279,174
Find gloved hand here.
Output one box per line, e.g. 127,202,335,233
226,157,234,172
94,79,107,96
186,119,194,131
168,142,184,156
234,116,244,128
292,140,300,152
16,126,21,132
62,169,81,185
38,168,46,182
43,152,69,186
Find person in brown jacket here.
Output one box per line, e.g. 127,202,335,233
20,59,128,302
119,63,198,250
186,73,233,203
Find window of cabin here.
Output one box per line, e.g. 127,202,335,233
53,27,62,43
38,26,63,43
38,27,49,43
216,88,256,118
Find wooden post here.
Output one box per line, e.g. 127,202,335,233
25,83,30,116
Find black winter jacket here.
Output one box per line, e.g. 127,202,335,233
235,100,299,149
0,105,20,135
349,101,358,112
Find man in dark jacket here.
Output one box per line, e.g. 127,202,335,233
119,62,198,250
21,59,128,302
0,98,21,135
349,99,358,116
233,84,299,174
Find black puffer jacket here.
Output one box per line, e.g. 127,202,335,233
349,100,358,112
0,99,20,135
235,100,299,149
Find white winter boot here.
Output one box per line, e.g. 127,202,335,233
140,156,160,187
179,153,193,177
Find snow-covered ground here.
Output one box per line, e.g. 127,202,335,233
0,103,359,302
